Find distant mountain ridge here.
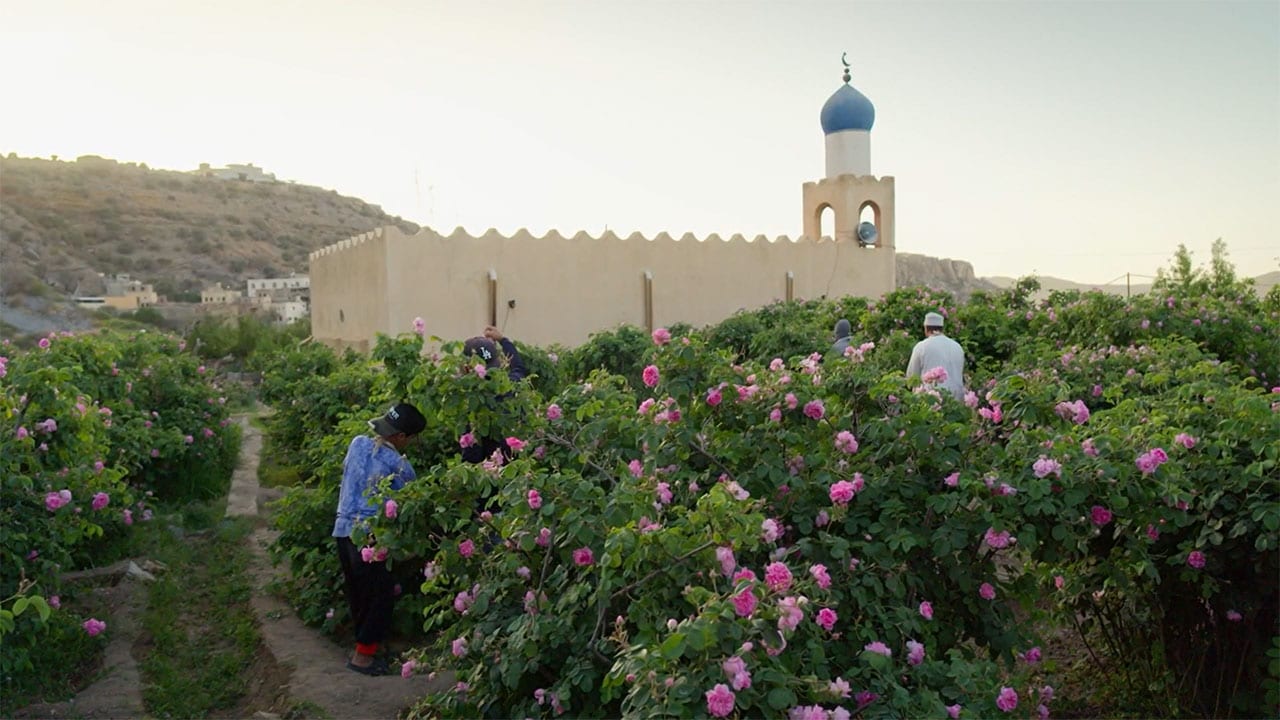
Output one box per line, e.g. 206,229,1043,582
983,271,1279,298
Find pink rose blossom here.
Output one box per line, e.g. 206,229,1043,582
922,366,948,384
1024,646,1042,663
573,547,595,566
412,316,426,335
401,659,417,677
536,527,551,546
651,327,671,345
864,641,892,657
809,564,831,589
451,637,468,657
816,607,838,631
803,399,825,419
943,472,960,487
985,528,1013,549
996,687,1018,712
785,392,798,409
45,491,70,511
947,704,962,719
1082,438,1099,457
656,482,673,505
48,595,60,609
979,582,996,600
506,436,526,452
777,596,804,632
384,499,398,518
722,655,746,677
829,480,857,506
762,518,781,542
184,435,194,444
82,618,106,636
731,587,758,617
459,539,475,558
1090,505,1112,526
1174,432,1197,449
706,387,723,406
1187,550,1206,569
906,639,925,665
123,509,134,525
527,489,542,509
705,683,736,718
642,364,660,388
1226,609,1242,621
716,546,736,577
91,492,110,511
545,403,562,421
764,562,793,591
459,432,476,449
1032,456,1062,478
834,430,858,454
473,363,487,378
919,601,934,620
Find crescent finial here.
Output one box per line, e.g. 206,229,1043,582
841,52,851,83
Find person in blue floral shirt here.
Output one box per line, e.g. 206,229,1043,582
333,402,426,675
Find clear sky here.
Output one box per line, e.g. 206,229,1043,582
1,0,1277,283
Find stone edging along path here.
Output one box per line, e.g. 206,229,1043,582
17,413,450,720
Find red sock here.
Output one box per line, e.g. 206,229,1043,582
355,642,379,657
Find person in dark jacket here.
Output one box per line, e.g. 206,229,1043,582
460,326,527,464
830,318,853,359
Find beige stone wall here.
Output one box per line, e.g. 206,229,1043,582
310,230,391,353
312,217,896,351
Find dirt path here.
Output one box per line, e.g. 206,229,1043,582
18,413,450,720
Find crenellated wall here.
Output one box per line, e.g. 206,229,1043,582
311,215,897,351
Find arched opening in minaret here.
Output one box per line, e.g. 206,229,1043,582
858,202,880,247
818,205,835,241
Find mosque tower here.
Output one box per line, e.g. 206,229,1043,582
802,54,895,257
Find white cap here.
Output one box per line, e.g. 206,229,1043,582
924,312,945,328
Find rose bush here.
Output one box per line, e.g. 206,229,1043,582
263,248,1278,717
0,329,241,696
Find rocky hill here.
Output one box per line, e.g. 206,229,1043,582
0,155,419,302
896,253,996,300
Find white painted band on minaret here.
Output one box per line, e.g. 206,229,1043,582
824,130,870,178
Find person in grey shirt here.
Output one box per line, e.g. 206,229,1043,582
830,318,853,359
906,311,966,399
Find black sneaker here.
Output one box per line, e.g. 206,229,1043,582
346,658,390,676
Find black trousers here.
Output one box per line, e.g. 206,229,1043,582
336,537,395,646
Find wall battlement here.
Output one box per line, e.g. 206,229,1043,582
803,173,895,190
309,226,386,260
315,224,896,255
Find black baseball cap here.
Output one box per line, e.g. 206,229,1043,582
463,337,501,368
368,403,426,437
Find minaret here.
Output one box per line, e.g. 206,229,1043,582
802,54,894,255
821,53,876,177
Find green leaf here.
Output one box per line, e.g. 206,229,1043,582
12,597,29,617
659,632,686,660
767,687,798,710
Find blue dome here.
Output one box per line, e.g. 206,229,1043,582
820,83,875,134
